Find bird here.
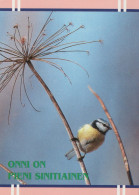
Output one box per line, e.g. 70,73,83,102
65,118,112,160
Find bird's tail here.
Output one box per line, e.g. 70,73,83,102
65,148,75,160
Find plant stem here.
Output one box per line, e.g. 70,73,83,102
88,85,134,185
0,163,26,185
27,60,91,185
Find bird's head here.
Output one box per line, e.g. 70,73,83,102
91,118,112,134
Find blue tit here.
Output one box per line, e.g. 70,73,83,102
65,118,112,160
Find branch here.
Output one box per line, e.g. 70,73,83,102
88,85,134,185
27,60,91,185
0,163,26,185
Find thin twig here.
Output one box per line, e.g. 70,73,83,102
88,85,134,185
0,163,26,185
27,60,91,185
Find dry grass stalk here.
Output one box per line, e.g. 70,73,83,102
0,163,26,185
88,85,134,185
28,60,91,185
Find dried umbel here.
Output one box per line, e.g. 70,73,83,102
0,12,101,123
20,36,27,45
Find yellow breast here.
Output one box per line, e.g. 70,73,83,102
77,124,105,153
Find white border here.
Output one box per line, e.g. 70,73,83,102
118,0,121,12
12,0,21,11
122,185,126,195
11,184,14,195
18,0,21,11
17,184,20,195
117,185,120,195
123,0,127,12
12,0,15,11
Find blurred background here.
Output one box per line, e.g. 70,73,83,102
0,11,138,185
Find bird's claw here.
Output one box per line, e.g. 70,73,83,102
71,137,79,142
77,155,85,161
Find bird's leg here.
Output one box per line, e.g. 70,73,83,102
71,137,86,161
78,152,86,161
71,137,79,142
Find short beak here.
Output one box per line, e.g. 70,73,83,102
109,127,112,130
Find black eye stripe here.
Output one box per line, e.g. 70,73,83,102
103,124,108,127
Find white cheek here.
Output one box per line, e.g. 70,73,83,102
103,126,107,131
96,122,107,131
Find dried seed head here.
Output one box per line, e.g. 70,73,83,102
99,39,103,44
10,36,14,40
7,32,14,40
20,36,26,45
80,25,85,29
13,24,18,28
69,22,73,26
